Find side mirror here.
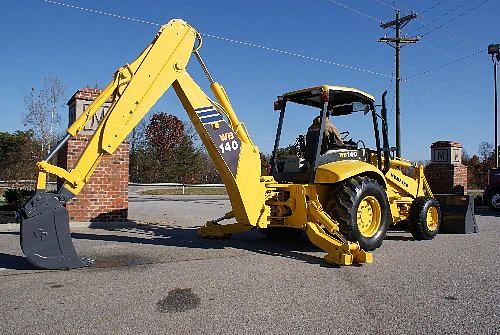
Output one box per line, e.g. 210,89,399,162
273,101,280,111
363,105,371,115
488,44,499,55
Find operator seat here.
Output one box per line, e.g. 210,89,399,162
305,116,344,164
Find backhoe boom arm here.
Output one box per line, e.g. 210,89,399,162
38,19,265,226
19,19,267,269
19,19,371,270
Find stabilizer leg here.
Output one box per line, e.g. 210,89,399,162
306,202,373,265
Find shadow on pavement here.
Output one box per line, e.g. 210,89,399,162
475,207,500,218
0,222,420,271
0,252,37,270
0,226,328,269
384,235,415,241
73,224,332,267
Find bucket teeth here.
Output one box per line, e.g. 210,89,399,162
198,221,253,238
197,222,232,238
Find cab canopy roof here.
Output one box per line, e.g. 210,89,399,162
280,85,375,116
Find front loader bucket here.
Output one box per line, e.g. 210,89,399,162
435,194,477,234
19,191,89,270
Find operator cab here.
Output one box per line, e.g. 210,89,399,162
271,85,382,184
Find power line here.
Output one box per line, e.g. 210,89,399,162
419,40,454,58
414,0,476,32
326,0,383,23
372,0,480,51
391,1,413,12
43,0,160,26
200,33,393,78
41,0,471,102
400,0,480,51
405,48,485,79
374,0,416,13
371,0,477,54
340,2,481,81
373,0,485,78
400,78,469,102
374,0,413,12
324,0,480,101
421,1,444,15
373,0,397,11
331,1,458,63
421,0,491,37
43,0,391,79
366,2,484,101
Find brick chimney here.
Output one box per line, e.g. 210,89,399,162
58,88,129,223
424,141,468,194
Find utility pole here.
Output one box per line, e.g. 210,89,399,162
379,10,419,157
488,44,500,167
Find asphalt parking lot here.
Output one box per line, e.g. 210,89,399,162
0,194,499,335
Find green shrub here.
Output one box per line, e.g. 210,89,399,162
3,189,34,209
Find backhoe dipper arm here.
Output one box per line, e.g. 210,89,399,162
20,19,267,270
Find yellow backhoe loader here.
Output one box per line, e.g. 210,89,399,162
18,19,441,270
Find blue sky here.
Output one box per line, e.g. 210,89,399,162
0,0,498,160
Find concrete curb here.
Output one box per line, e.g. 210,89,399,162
0,223,19,232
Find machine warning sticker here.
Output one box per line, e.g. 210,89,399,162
195,106,224,125
195,106,241,176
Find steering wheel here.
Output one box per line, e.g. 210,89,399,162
357,140,366,151
340,131,350,141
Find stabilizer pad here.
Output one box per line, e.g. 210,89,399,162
19,191,88,270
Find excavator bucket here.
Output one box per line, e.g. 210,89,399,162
18,191,89,270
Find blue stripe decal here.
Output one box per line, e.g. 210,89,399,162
195,106,215,112
201,115,224,124
197,110,219,118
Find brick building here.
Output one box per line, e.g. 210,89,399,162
424,141,468,194
58,88,129,222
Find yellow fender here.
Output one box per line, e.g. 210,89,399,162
314,160,386,186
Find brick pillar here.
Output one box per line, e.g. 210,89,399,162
424,141,468,194
58,88,129,222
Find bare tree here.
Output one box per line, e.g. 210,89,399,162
478,142,494,162
23,75,65,154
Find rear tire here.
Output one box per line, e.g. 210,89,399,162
409,196,441,240
326,176,390,251
259,227,304,240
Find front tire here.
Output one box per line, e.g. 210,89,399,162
327,176,390,251
409,196,441,240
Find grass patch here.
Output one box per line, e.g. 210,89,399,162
140,187,227,196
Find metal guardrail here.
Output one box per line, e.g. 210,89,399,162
1,181,226,196
129,183,225,195
1,181,224,187
128,183,224,187
0,181,486,193
0,181,57,186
